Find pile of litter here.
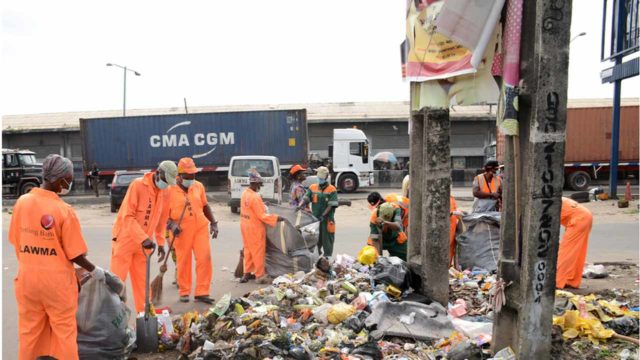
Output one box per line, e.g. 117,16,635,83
151,253,509,359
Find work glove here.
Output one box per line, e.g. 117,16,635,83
157,245,166,263
167,220,182,237
90,266,106,282
210,222,219,239
142,238,156,250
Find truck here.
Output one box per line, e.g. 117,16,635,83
80,109,374,193
2,148,43,197
494,103,639,191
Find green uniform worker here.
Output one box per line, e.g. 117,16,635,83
368,202,408,261
297,167,338,257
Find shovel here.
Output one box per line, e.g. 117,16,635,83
136,244,158,353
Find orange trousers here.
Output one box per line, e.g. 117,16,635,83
15,268,79,360
240,222,267,278
556,212,593,289
110,239,149,313
174,224,212,297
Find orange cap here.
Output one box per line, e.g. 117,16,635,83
290,164,306,176
177,157,198,174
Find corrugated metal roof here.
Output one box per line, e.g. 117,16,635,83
2,98,637,132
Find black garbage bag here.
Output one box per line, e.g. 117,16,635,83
350,341,383,360
370,256,411,290
344,311,369,333
456,212,501,272
605,316,639,336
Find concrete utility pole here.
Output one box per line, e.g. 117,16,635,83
492,1,572,358
408,98,451,307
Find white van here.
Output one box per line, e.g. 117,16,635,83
227,156,282,213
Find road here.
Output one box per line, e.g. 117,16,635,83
2,198,638,357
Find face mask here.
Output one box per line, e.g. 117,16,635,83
59,179,72,195
318,178,327,185
155,175,168,190
182,179,194,188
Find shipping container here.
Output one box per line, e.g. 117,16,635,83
495,105,639,190
80,109,308,175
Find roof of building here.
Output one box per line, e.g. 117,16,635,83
3,98,638,133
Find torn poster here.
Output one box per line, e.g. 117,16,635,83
404,0,503,108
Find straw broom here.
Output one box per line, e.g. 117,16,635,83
151,198,189,303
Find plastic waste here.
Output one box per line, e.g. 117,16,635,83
605,316,639,336
448,299,467,318
371,256,411,290
350,341,383,360
456,212,501,272
76,271,136,359
344,311,369,333
490,347,517,360
582,264,609,279
357,245,379,265
327,303,356,324
553,310,615,344
451,317,493,339
312,303,332,324
399,312,416,325
211,293,231,317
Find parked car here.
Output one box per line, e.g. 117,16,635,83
110,170,145,213
227,156,282,213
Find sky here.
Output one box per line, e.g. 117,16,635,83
1,0,638,115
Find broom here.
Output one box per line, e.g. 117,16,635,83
151,198,189,303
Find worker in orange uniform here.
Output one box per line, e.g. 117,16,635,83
166,158,218,304
239,170,285,284
9,154,103,360
472,160,502,212
110,160,178,313
556,197,593,289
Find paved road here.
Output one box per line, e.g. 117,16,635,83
2,209,638,357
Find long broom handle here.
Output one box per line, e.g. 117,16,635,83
160,197,190,269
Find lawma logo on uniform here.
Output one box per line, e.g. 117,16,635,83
148,121,236,159
20,245,58,256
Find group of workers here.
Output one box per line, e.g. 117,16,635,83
8,153,593,359
9,155,219,359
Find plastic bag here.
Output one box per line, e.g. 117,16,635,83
327,303,356,324
358,245,379,265
344,311,369,333
265,246,318,277
456,212,501,272
350,341,383,360
605,316,639,336
265,205,318,253
76,271,135,360
370,256,411,290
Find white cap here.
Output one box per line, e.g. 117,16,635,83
316,166,330,180
158,160,178,185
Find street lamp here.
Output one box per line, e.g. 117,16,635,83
106,63,141,116
570,32,587,43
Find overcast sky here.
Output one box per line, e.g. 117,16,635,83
1,0,638,115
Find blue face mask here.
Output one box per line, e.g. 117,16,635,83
318,178,327,185
155,176,168,190
182,179,194,188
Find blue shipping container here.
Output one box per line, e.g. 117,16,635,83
80,109,308,171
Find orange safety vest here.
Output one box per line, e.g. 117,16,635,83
476,173,502,193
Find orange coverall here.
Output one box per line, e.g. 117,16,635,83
9,188,89,360
449,196,459,265
240,188,278,278
384,193,410,229
556,197,593,289
165,181,212,297
110,172,167,313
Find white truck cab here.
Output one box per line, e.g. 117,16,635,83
330,128,374,193
227,156,282,213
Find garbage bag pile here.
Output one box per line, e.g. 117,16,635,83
154,254,508,359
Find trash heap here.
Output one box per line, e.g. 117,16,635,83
155,252,509,360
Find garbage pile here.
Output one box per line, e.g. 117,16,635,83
154,252,509,359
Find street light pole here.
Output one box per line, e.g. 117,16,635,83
106,63,141,117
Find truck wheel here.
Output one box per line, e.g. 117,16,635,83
567,171,590,191
338,174,358,193
19,182,37,196
231,206,239,214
